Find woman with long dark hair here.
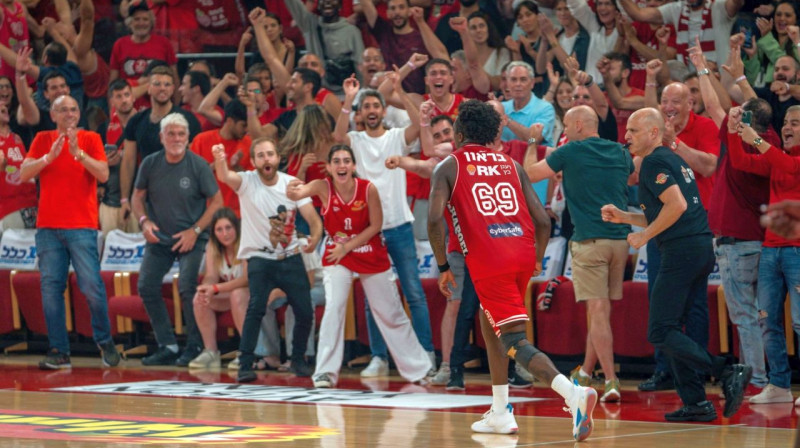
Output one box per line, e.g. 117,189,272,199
287,145,431,388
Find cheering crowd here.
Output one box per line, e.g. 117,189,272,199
2,0,800,437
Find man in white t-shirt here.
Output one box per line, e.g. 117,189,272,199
212,139,323,383
618,0,742,67
334,77,436,377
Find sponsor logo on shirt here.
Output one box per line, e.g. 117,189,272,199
655,173,668,184
351,200,366,211
487,222,523,238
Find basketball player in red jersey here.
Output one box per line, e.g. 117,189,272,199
428,100,597,439
287,145,431,388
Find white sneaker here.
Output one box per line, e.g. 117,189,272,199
360,357,389,378
564,386,597,442
515,363,534,383
471,404,519,434
749,384,793,404
313,373,333,388
431,362,451,385
227,356,240,370
427,351,437,376
188,349,220,369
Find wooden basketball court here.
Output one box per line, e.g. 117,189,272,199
0,355,796,447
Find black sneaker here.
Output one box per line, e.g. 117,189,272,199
290,357,313,377
721,364,753,418
98,340,121,367
141,346,180,366
508,369,533,389
238,368,257,383
39,349,71,370
664,401,717,422
446,366,465,391
175,345,203,367
638,371,674,391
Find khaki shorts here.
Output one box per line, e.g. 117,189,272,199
570,238,629,301
99,203,140,237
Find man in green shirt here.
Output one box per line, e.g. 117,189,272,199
525,105,633,403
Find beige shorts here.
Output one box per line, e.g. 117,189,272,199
570,238,629,301
99,203,140,236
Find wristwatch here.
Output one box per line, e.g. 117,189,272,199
670,139,679,151
698,68,710,76
752,137,763,147
528,137,537,145
193,226,202,235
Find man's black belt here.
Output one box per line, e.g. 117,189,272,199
715,236,747,246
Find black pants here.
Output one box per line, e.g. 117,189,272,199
239,255,313,370
648,235,723,406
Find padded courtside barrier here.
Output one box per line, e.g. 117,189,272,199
533,280,588,356
69,271,119,337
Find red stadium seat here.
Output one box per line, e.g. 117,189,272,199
533,280,588,356
10,270,72,336
0,269,16,336
611,282,654,357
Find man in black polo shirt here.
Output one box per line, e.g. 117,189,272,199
600,107,751,422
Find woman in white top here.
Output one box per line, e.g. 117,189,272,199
567,0,620,87
465,11,511,90
189,207,249,369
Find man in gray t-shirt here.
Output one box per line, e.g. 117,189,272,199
132,113,223,368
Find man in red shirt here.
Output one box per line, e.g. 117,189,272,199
600,52,646,144
428,100,597,439
109,2,176,83
20,95,120,370
191,99,252,216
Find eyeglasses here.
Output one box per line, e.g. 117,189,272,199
572,95,591,100
247,89,262,94
0,84,12,89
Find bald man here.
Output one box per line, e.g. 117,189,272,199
20,95,120,370
601,108,751,422
525,105,634,402
641,81,720,392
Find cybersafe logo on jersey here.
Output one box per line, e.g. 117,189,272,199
487,222,523,238
0,410,337,444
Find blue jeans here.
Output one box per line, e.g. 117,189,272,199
36,229,112,354
758,246,800,389
447,251,480,368
714,239,767,387
137,241,205,349
365,222,434,357
647,239,709,374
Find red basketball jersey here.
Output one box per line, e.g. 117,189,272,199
321,178,391,274
448,145,537,280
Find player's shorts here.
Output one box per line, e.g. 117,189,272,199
472,270,531,336
570,238,628,301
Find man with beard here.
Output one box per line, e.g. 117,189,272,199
97,79,138,235
728,105,800,406
259,68,323,141
286,0,363,95
334,77,437,377
132,113,222,367
296,53,343,118
618,0,742,67
600,52,645,144
725,53,800,140
361,0,438,94
110,1,176,83
212,137,322,383
119,66,201,223
190,99,252,216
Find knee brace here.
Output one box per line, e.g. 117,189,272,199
499,331,540,368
